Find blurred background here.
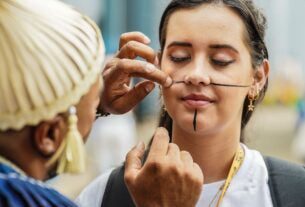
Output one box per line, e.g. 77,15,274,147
49,0,305,199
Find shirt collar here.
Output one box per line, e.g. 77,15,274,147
0,155,27,175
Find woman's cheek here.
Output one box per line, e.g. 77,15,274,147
162,88,180,118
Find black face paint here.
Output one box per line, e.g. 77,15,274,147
171,80,250,88
193,109,197,131
172,80,185,84
210,83,250,88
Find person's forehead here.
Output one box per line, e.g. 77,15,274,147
166,4,246,45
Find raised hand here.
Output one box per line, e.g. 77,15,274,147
99,32,172,114
125,127,203,207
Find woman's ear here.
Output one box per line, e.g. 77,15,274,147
33,115,66,157
254,59,270,90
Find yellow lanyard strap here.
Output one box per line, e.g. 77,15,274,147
216,145,245,207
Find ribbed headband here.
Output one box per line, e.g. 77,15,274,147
0,0,105,130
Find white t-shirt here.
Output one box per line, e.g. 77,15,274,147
76,145,273,207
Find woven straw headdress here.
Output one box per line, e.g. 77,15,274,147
0,0,105,174
0,0,105,131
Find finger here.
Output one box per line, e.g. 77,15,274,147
118,41,156,63
167,143,180,158
180,151,194,168
193,163,204,184
119,32,150,49
110,80,155,114
116,59,172,87
147,127,170,160
125,141,146,182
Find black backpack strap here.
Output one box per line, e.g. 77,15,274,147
264,156,305,207
101,165,135,207
101,149,151,207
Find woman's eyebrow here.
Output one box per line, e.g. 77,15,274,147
209,44,239,54
167,41,192,49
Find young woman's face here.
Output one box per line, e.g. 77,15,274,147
161,4,254,136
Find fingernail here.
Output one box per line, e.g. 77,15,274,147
145,63,156,73
164,77,173,88
143,36,151,44
157,127,169,137
136,141,145,150
145,82,155,93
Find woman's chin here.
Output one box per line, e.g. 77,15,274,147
175,120,216,136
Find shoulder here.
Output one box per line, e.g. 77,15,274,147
76,168,113,207
76,166,134,207
241,145,305,179
0,172,77,207
263,156,305,207
264,156,305,179
99,165,135,207
237,144,270,183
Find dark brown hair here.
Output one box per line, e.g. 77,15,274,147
158,0,269,142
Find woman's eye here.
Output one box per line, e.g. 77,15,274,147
211,59,235,67
170,56,191,63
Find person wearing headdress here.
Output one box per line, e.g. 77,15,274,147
0,0,105,205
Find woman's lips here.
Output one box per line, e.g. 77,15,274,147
182,94,214,108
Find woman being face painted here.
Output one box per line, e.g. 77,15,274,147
158,0,271,205
160,3,269,138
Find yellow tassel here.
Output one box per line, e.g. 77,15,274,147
46,106,86,174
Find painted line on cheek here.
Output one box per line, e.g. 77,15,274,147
210,83,251,88
170,80,250,88
193,109,197,131
173,80,185,84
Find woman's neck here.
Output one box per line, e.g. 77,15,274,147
172,125,240,184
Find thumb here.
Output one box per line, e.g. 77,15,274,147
115,81,155,114
124,141,145,184
126,80,155,107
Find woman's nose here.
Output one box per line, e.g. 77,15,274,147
184,64,211,86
